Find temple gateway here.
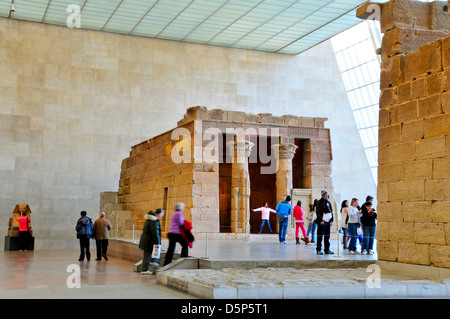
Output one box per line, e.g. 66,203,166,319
105,106,336,240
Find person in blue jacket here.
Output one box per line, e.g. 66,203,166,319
76,211,94,261
276,195,292,244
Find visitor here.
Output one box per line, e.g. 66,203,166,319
252,202,276,233
293,201,309,244
347,198,361,254
340,200,350,250
361,201,377,255
93,212,112,261
356,205,364,248
163,202,189,266
18,212,31,251
315,190,334,255
76,211,94,261
139,209,164,274
306,200,317,244
276,195,292,244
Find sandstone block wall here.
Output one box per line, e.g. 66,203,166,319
378,35,450,268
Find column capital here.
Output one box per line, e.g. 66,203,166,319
226,140,255,162
272,143,298,160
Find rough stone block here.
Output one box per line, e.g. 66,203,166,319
442,91,450,114
388,180,424,201
402,201,432,222
378,142,415,164
401,119,423,141
425,179,444,201
379,124,401,147
396,82,411,104
411,77,427,100
403,159,432,181
379,88,398,108
404,40,442,82
380,54,405,89
418,94,442,119
443,36,450,70
423,114,450,139
414,223,446,245
433,156,450,179
427,73,443,96
378,163,403,182
377,240,398,262
430,245,450,268
389,100,418,124
282,115,301,126
415,135,446,159
377,201,403,222
389,221,414,242
431,201,450,223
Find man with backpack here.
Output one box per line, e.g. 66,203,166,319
76,211,94,261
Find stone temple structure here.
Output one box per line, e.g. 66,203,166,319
106,107,335,239
358,0,450,270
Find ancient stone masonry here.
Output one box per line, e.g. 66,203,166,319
113,106,335,240
358,0,450,268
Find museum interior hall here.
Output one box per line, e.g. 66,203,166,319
0,0,449,300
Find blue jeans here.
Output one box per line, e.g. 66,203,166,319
306,221,317,242
259,219,273,233
278,216,289,242
347,223,359,252
362,225,376,251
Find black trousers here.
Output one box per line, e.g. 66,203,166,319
19,231,30,251
163,233,189,266
316,221,331,252
96,239,108,260
79,238,91,260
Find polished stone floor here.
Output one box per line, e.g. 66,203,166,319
0,237,376,299
178,236,377,261
0,250,195,299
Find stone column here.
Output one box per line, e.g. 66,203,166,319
272,143,298,235
272,143,298,204
226,140,254,234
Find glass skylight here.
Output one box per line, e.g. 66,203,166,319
0,0,368,54
331,20,382,184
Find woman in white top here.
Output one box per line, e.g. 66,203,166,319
347,198,361,254
340,200,350,250
252,202,276,233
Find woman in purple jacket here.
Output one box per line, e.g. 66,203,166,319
163,202,189,266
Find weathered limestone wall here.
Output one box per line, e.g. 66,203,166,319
118,123,196,234
374,0,450,268
0,17,374,249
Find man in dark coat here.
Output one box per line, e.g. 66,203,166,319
76,211,94,261
139,209,163,274
315,190,334,255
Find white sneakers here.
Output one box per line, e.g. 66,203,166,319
368,249,374,255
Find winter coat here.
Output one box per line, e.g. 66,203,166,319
139,212,161,251
76,216,94,239
93,217,112,240
315,198,334,224
360,202,377,227
293,206,304,221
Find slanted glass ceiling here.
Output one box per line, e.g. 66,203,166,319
0,0,368,54
331,20,382,184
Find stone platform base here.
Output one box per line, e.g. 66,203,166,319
156,267,450,299
4,236,35,251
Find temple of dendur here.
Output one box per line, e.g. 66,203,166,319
104,107,335,240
